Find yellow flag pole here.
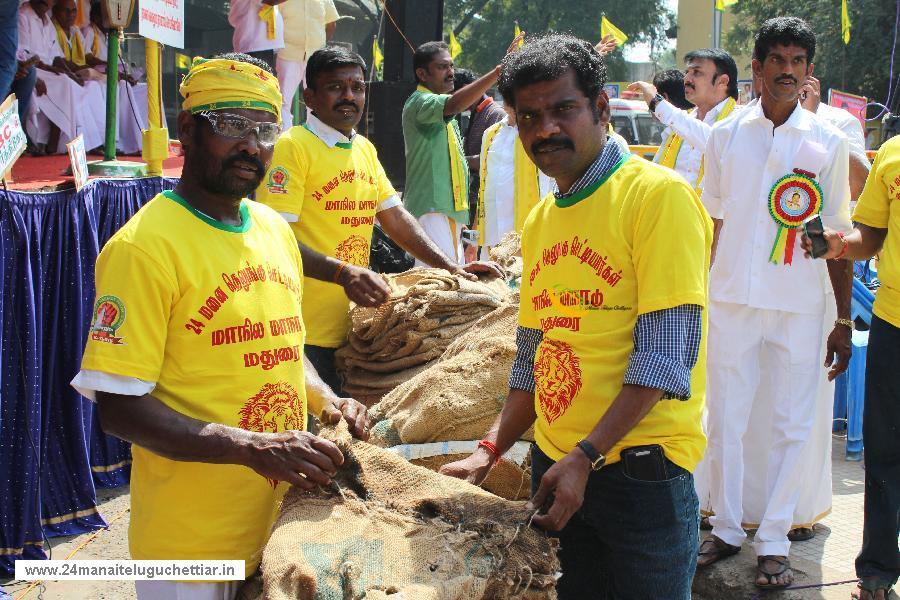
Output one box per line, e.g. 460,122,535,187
142,38,168,177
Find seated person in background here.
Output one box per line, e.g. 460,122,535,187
17,0,105,154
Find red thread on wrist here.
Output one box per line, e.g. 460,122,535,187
333,261,348,283
835,232,849,260
477,440,502,466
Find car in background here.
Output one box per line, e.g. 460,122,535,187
609,98,666,147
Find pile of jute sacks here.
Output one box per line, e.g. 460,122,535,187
245,234,558,600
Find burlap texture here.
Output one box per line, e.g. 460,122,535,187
411,454,531,501
255,422,558,600
337,269,511,398
369,302,534,447
489,232,523,282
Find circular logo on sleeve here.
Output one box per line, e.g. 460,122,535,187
89,295,126,344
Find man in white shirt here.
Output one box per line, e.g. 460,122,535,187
18,0,105,153
629,48,739,194
228,0,286,70
276,0,339,130
696,17,852,588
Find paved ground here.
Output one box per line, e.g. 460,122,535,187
0,436,880,600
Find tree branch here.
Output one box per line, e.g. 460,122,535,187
453,0,491,37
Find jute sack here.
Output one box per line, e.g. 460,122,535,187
411,455,531,501
255,422,558,600
369,302,534,447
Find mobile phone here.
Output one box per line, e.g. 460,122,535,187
621,445,668,482
803,214,828,259
460,228,479,246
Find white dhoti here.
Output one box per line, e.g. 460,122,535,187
275,55,307,131
704,301,826,557
415,212,463,267
29,72,105,152
134,580,241,600
115,81,149,154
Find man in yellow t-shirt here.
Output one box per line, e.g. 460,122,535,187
256,46,501,393
70,54,369,600
440,34,711,600
804,137,900,600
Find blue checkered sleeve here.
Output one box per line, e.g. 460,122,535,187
508,326,543,393
623,304,703,400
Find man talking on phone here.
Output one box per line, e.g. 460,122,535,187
697,17,852,588
440,33,712,599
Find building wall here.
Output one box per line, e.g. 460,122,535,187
675,0,751,78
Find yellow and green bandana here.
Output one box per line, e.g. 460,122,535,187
180,57,283,124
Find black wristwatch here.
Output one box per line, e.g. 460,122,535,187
649,93,664,113
576,440,606,471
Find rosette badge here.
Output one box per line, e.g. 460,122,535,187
767,169,823,265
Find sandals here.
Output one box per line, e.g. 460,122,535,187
787,526,816,541
700,516,713,531
755,555,793,589
851,580,894,600
696,536,741,567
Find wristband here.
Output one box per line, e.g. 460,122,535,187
834,232,849,260
477,439,502,466
333,261,348,283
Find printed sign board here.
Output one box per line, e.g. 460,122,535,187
828,89,867,131
67,134,89,191
0,94,27,179
139,0,184,48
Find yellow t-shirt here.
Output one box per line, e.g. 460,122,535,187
256,124,397,347
81,191,309,577
519,155,712,471
852,136,900,328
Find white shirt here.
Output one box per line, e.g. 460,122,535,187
480,117,554,247
277,112,401,224
17,2,62,64
228,0,284,54
652,96,739,189
81,23,107,59
815,103,868,163
702,100,853,315
279,0,339,62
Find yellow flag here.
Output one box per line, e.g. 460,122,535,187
715,0,738,10
600,16,628,45
372,37,384,70
176,53,191,70
514,22,524,48
449,31,462,59
841,0,851,44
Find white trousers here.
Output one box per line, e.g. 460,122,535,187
135,580,241,600
276,56,307,130
415,212,463,267
116,81,149,154
706,301,825,557
29,72,105,151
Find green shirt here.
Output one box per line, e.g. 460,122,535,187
401,89,470,222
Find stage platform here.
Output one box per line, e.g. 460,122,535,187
6,152,185,192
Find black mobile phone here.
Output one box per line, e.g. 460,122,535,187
803,215,828,259
620,445,668,482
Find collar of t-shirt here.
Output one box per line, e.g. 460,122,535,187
554,137,627,200
305,111,356,148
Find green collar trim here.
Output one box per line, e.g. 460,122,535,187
163,190,251,233
554,154,631,208
301,123,353,149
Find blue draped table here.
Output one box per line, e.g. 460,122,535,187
0,177,177,575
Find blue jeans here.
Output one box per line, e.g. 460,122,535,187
11,65,37,127
531,444,699,600
304,344,342,396
856,315,900,590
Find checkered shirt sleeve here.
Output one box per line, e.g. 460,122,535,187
508,326,543,393
623,304,703,400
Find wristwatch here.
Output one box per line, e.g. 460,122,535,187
649,93,664,113
576,440,606,471
835,318,855,330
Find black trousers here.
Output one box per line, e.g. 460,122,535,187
856,315,900,589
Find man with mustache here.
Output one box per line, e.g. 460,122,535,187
629,48,738,197
696,17,852,588
70,53,369,599
16,0,105,153
402,37,520,265
256,47,502,394
440,33,712,599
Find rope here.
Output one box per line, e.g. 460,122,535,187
377,0,415,53
13,506,131,600
749,578,860,599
